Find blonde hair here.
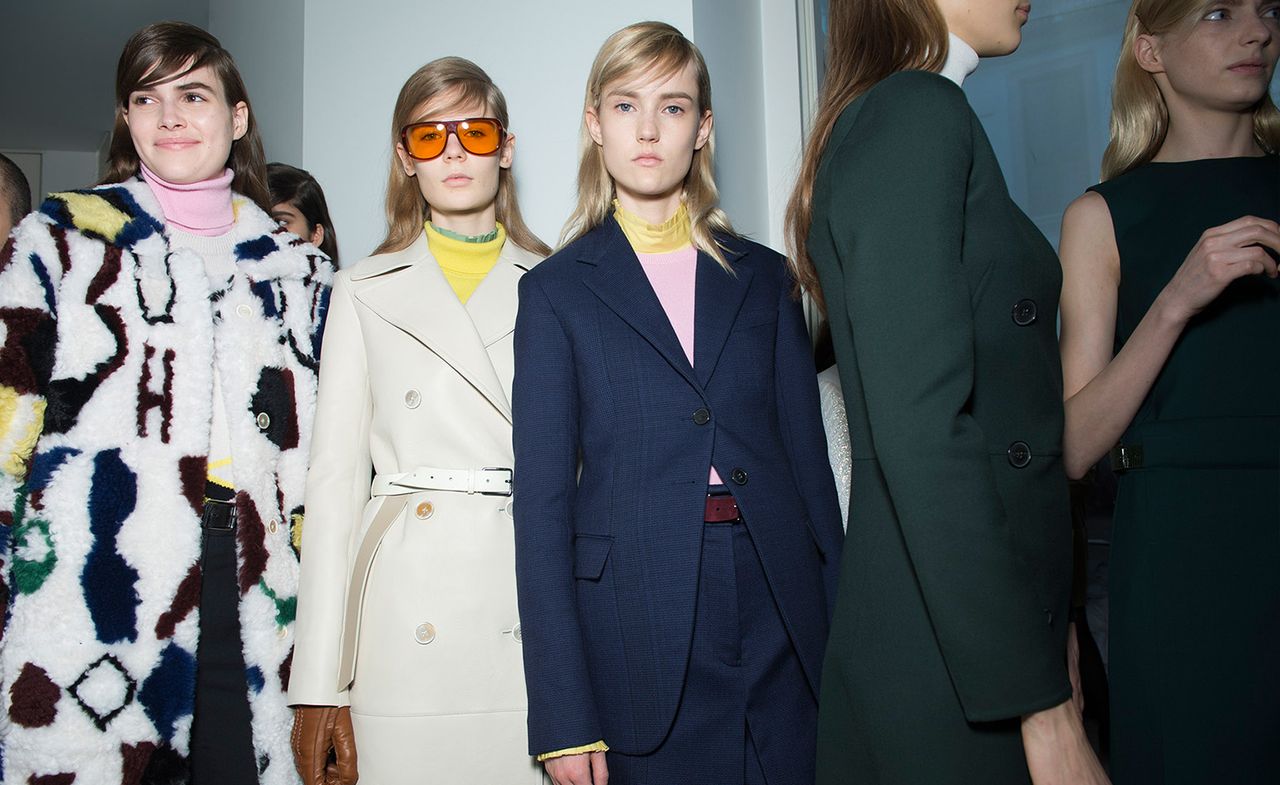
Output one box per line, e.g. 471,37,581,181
1101,0,1280,180
785,0,948,314
562,21,736,269
373,57,550,257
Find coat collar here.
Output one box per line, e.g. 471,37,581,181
39,177,329,284
349,231,537,422
578,219,752,391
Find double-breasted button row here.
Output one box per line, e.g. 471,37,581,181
404,389,421,409
1011,299,1038,326
412,623,524,645
1007,441,1032,468
415,501,434,519
692,407,711,425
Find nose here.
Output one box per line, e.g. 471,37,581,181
442,129,467,160
1244,9,1275,46
159,99,184,130
636,109,659,143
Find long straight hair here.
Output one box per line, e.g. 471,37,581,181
1101,0,1280,180
268,163,341,264
373,57,550,257
785,0,948,314
101,21,271,212
561,21,736,270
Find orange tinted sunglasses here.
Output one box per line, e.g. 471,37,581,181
399,117,506,161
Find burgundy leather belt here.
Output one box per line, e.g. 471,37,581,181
704,494,740,523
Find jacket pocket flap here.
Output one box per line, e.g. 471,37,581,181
573,534,613,580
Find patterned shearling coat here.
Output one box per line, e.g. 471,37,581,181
0,178,332,785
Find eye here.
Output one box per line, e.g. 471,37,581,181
1202,7,1228,19
183,92,208,103
462,127,487,138
662,105,685,115
131,94,156,106
1263,5,1280,18
615,102,635,113
417,129,443,142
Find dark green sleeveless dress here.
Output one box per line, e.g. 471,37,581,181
1089,156,1280,785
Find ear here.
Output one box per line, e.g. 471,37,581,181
693,109,713,151
231,101,249,141
1134,33,1164,74
394,143,418,177
585,106,604,147
310,223,325,248
499,131,515,170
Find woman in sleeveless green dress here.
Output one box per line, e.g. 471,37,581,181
1058,0,1280,781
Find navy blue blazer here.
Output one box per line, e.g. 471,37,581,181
512,219,844,756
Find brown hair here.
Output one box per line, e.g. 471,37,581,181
268,162,341,264
101,21,271,212
373,57,550,257
561,21,736,270
785,0,948,314
1101,0,1280,180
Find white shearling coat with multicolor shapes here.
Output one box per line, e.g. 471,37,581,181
0,178,331,785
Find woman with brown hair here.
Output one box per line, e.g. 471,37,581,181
1058,0,1280,779
286,56,549,785
0,21,331,785
786,0,1108,782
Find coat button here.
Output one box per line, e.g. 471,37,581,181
277,625,288,639
692,407,711,425
503,499,514,518
255,412,271,430
268,518,278,534
1012,299,1038,326
414,623,436,644
730,467,748,485
404,389,421,409
1007,441,1032,468
1045,608,1055,626
415,501,434,520
236,303,252,319
511,623,523,643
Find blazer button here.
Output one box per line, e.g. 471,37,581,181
255,412,271,430
511,623,523,643
414,623,437,644
415,501,434,520
692,407,711,425
1012,299,1038,326
1007,441,1032,468
404,389,421,409
730,467,748,485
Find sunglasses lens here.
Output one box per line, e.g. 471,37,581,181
406,124,447,160
456,119,502,155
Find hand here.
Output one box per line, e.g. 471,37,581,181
1158,216,1280,323
1067,620,1084,716
545,750,608,785
1022,699,1109,785
292,705,358,785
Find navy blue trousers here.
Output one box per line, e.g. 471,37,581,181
607,519,817,785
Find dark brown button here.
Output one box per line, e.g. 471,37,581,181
730,467,748,485
1012,299,1038,326
693,407,711,425
1007,441,1032,468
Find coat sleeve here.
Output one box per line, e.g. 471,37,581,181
511,272,601,755
288,271,372,706
773,267,844,612
0,217,62,623
825,71,1070,721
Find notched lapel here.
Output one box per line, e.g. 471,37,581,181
466,242,526,347
692,246,753,387
352,234,513,421
582,221,700,391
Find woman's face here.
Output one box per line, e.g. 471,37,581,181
124,64,247,184
585,61,713,220
394,94,512,232
271,201,323,247
937,0,1031,56
1141,0,1279,113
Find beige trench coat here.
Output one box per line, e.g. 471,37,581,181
289,233,544,783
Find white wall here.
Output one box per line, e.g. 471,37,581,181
208,0,306,168
41,150,102,195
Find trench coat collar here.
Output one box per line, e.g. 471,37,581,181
579,218,752,391
350,231,532,422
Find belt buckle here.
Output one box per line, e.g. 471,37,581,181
202,498,238,532
478,467,513,496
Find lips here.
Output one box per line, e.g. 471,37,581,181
443,173,472,185
155,138,199,150
1228,58,1266,74
1016,4,1031,18
633,154,663,167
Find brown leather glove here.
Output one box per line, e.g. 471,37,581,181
292,705,358,785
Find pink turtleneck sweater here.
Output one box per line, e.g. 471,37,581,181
140,163,236,237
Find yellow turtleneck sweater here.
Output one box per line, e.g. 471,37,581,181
425,221,506,304
612,198,691,253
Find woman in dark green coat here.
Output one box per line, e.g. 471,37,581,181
787,0,1108,782
1058,0,1280,781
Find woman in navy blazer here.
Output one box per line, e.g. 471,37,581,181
513,22,843,785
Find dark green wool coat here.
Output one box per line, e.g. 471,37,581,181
808,70,1072,784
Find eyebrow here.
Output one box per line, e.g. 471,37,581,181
174,81,215,92
607,90,696,102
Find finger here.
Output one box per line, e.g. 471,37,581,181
591,750,609,785
299,710,332,785
1222,223,1280,253
332,707,359,785
1206,215,1280,238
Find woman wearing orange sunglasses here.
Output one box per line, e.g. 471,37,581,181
286,56,551,785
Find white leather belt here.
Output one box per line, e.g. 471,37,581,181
371,466,513,497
